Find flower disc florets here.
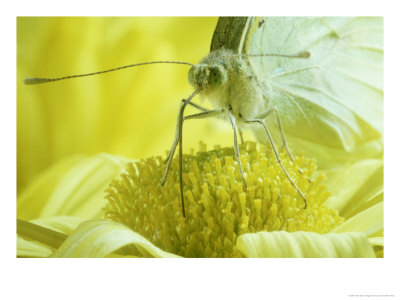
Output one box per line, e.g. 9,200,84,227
105,142,343,257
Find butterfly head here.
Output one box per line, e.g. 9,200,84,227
188,63,228,92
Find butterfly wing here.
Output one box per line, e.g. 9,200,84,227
211,17,383,168
210,17,255,53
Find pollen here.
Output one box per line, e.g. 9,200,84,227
104,142,344,258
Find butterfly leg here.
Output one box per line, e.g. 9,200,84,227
229,113,248,189
164,99,210,164
161,90,221,217
256,107,294,161
257,107,308,179
161,107,222,186
239,128,245,147
244,118,307,208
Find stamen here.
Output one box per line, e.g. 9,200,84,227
105,142,344,257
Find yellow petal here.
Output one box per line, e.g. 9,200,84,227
53,220,181,258
325,158,383,219
369,237,383,247
18,153,129,220
31,216,84,234
17,154,85,220
332,202,383,237
17,216,84,257
17,236,53,258
236,231,375,258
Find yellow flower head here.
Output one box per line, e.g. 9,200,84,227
105,141,343,257
17,18,382,259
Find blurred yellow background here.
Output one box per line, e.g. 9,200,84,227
17,17,239,193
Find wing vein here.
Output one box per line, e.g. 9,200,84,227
271,83,358,130
271,85,314,130
270,64,321,79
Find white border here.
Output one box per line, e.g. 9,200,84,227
3,1,400,299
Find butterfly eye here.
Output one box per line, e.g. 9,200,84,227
209,65,227,88
188,66,197,87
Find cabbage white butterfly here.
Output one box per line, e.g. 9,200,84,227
24,17,383,218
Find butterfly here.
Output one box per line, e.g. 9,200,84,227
163,17,382,216
24,17,383,217
228,17,382,167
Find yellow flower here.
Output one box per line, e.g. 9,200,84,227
104,141,345,258
17,142,382,258
17,17,383,258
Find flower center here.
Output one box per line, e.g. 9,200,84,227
104,142,343,257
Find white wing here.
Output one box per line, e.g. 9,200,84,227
247,17,383,168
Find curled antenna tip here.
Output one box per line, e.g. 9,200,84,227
299,51,311,58
23,78,34,85
24,77,47,85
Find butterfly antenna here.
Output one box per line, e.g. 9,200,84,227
24,61,195,85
